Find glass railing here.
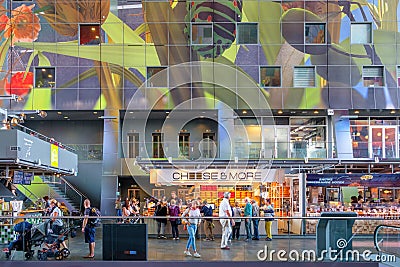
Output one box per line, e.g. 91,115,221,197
67,144,103,161
1,215,398,263
374,224,400,258
121,141,330,160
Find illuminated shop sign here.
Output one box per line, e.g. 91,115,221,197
307,173,400,187
152,169,284,185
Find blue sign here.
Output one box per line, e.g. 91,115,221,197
13,171,24,184
23,172,33,185
307,173,400,187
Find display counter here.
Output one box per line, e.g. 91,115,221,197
305,211,400,234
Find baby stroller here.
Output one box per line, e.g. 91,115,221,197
31,220,76,261
3,220,34,260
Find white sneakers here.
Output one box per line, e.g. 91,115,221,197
184,251,192,256
184,251,201,258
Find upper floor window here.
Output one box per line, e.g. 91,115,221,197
351,23,372,44
80,24,101,45
35,67,55,88
191,23,213,45
293,66,315,88
260,66,281,87
305,23,325,44
147,66,167,87
363,66,384,87
237,23,258,44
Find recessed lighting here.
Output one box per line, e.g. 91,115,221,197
391,110,396,114
242,110,247,114
277,110,283,114
166,111,170,114
200,116,205,118
30,116,34,119
57,112,62,115
129,111,134,114
93,112,98,114
64,116,69,119
354,110,359,114
313,110,319,114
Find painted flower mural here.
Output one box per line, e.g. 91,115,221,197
4,4,41,45
4,71,34,96
0,0,397,110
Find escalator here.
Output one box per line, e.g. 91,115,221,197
374,225,400,266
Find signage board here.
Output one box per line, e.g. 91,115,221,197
307,173,400,187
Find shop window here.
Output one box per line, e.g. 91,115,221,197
147,66,167,88
127,133,139,158
305,23,325,44
237,23,258,44
79,24,101,45
152,132,164,158
396,66,400,87
191,23,213,45
351,23,372,44
152,189,165,200
363,66,384,87
179,132,190,158
293,66,315,88
35,67,55,88
260,66,281,87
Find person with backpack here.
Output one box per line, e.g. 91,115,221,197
82,199,96,258
200,200,214,241
168,199,180,240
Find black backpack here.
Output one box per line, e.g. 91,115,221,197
88,207,101,227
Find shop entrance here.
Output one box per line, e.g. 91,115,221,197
369,126,397,158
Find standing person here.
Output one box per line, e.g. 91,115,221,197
115,197,122,222
168,199,180,240
219,192,234,250
48,199,67,249
168,191,182,207
251,199,260,240
201,200,214,241
264,199,275,241
155,201,168,239
243,197,252,242
82,199,95,258
183,200,201,258
232,201,242,240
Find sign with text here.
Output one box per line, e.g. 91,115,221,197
13,171,33,185
152,169,284,185
50,144,59,167
307,173,400,187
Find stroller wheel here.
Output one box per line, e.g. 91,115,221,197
55,251,63,260
60,248,70,258
25,252,33,260
37,251,47,261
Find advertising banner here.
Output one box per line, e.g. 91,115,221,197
306,173,400,187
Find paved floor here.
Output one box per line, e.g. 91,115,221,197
0,227,377,262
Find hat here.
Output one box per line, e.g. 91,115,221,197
223,192,230,198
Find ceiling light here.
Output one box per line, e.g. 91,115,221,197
313,110,319,114
30,116,34,119
277,110,283,114
390,110,396,114
93,111,98,114
57,112,62,115
242,110,247,114
64,116,69,119
354,110,359,114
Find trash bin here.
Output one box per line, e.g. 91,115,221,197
316,212,357,260
103,223,147,261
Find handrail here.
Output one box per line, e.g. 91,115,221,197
59,176,87,201
18,184,40,201
374,224,400,254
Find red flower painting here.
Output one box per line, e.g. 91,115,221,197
4,71,34,96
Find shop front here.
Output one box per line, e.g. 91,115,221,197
306,173,400,234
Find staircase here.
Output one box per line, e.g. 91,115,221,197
40,175,86,213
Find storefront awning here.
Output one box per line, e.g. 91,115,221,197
307,173,400,187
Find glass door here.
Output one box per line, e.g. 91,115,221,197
262,126,290,158
369,126,397,158
152,133,164,158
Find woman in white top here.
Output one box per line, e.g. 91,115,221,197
182,200,201,258
232,202,242,240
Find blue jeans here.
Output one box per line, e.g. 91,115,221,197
245,219,252,239
186,224,197,251
252,219,259,239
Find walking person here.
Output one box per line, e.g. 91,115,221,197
169,199,180,240
251,199,260,240
244,197,252,242
115,197,122,223
155,201,168,239
219,192,234,250
183,200,201,258
82,199,96,258
232,201,242,240
264,199,275,241
200,200,214,241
